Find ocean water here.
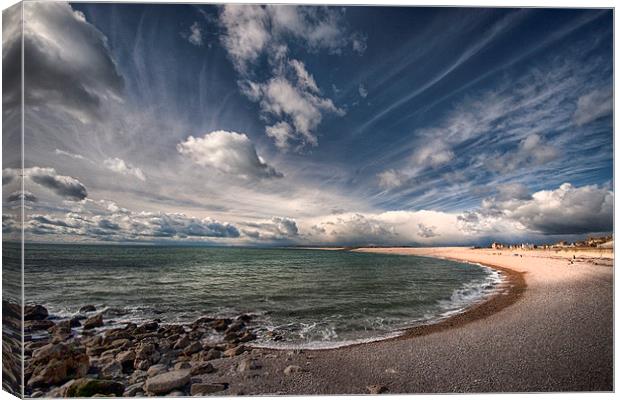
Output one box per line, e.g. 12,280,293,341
20,243,501,348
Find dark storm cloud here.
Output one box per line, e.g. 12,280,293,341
27,167,88,201
7,191,38,203
3,2,123,122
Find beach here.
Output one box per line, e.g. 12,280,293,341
21,246,613,396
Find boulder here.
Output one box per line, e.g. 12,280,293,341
203,348,222,361
79,305,97,313
25,305,49,321
173,336,190,350
133,321,159,335
223,345,246,358
190,383,227,395
100,360,123,380
145,369,191,395
174,362,192,370
183,342,202,356
123,382,145,397
238,331,257,343
24,320,55,332
211,318,231,331
66,378,125,397
83,314,103,330
116,350,136,371
190,362,214,375
146,364,168,377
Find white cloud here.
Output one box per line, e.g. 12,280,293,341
266,121,294,150
358,83,368,98
255,76,344,147
104,157,146,181
177,130,283,179
573,88,612,126
289,59,319,93
412,139,455,168
55,149,86,160
241,216,299,241
377,169,407,190
23,204,241,241
219,5,270,74
187,22,203,46
218,5,360,150
482,182,613,235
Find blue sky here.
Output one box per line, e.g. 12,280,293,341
2,3,613,245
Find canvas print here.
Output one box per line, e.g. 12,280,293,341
1,1,614,398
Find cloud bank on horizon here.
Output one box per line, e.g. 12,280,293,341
2,2,613,246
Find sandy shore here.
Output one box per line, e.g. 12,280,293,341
22,247,613,395
218,247,613,394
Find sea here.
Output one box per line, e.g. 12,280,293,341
11,243,502,348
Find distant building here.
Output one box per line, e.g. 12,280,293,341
491,242,504,249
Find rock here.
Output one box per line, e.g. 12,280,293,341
223,345,246,358
183,342,202,355
283,365,303,375
190,362,214,375
173,336,190,350
69,317,82,328
367,384,389,394
83,314,104,330
123,382,145,397
28,343,89,387
238,331,257,343
128,370,148,385
203,348,222,361
224,332,239,343
24,319,55,331
174,361,192,370
66,378,125,397
236,314,252,323
237,358,261,372
79,305,97,313
133,321,159,335
225,321,245,334
211,318,231,331
190,383,227,395
25,305,49,321
116,350,136,371
100,360,123,380
146,364,168,377
145,369,191,395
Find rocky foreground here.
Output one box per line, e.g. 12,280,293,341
22,304,314,397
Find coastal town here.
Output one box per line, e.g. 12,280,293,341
489,235,613,250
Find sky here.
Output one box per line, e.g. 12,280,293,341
1,2,614,246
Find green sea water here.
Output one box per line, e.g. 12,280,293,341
18,243,501,348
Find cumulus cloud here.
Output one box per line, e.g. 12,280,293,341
9,167,88,201
484,183,613,235
574,88,612,126
104,157,146,181
177,130,283,179
248,75,344,149
25,201,241,241
4,2,124,123
218,5,360,150
241,216,299,241
187,21,204,46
